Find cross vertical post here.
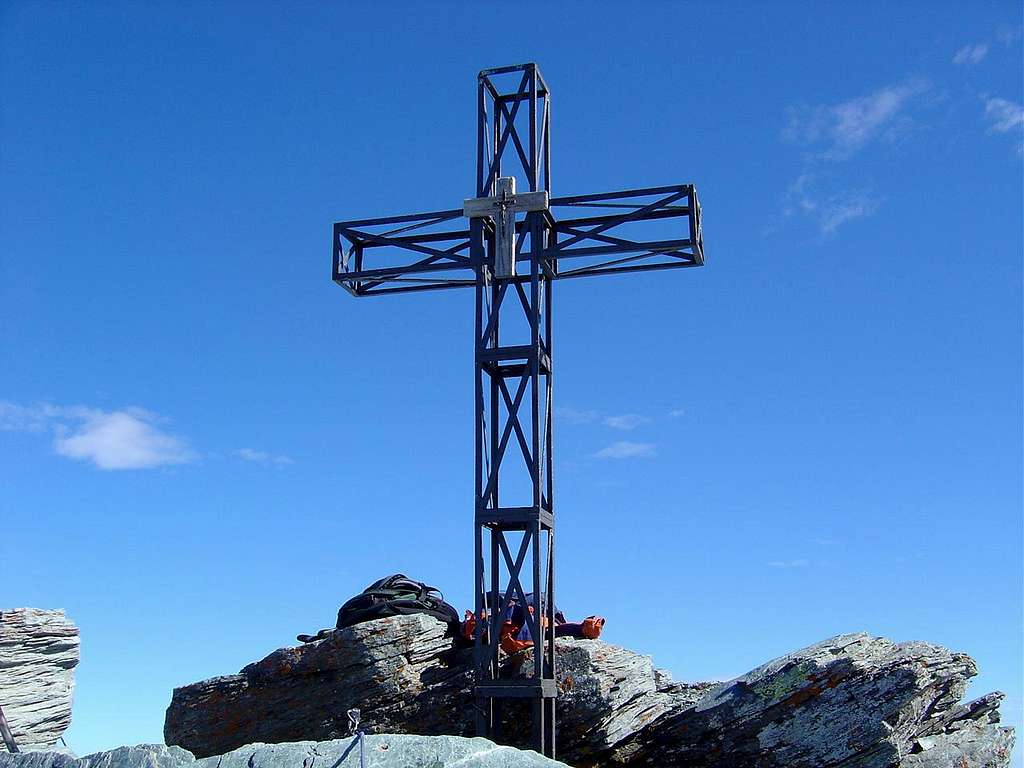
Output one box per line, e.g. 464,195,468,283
467,63,556,756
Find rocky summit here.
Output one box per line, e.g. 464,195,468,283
164,615,1015,767
0,737,568,768
0,609,80,752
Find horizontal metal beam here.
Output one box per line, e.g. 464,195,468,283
550,184,691,206
333,184,704,295
476,506,554,530
479,62,537,78
335,278,477,297
554,260,703,281
542,239,695,260
338,208,462,229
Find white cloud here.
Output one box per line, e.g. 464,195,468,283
53,408,194,470
668,408,686,419
1,400,195,470
785,176,879,235
983,97,1024,156
996,26,1022,46
785,79,929,160
767,559,809,568
558,408,657,430
953,43,988,65
236,448,294,466
780,81,927,235
603,414,651,430
594,441,656,459
555,406,600,424
783,173,817,217
818,192,879,235
0,401,51,432
984,97,1024,133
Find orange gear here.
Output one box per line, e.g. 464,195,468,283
460,610,476,642
499,620,534,653
581,616,605,639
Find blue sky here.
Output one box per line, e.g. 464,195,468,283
1,1,1021,762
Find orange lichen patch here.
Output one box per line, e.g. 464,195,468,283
782,683,823,708
781,671,846,708
635,708,660,726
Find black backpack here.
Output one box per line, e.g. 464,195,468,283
297,574,460,643
336,574,459,631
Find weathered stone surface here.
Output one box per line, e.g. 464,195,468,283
903,692,1015,768
0,751,78,768
0,738,567,768
495,638,715,757
80,746,193,768
606,632,1013,768
202,736,566,768
165,618,1014,768
0,609,80,752
903,723,1016,768
164,615,475,758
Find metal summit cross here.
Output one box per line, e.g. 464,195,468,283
332,63,704,759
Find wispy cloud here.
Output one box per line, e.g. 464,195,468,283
785,78,929,161
668,408,686,419
594,441,656,460
818,192,880,234
983,97,1024,133
953,43,988,65
0,401,52,432
2,401,196,470
603,414,651,430
983,97,1024,156
767,559,809,568
784,175,879,235
780,79,927,236
557,407,654,430
996,26,1022,47
236,447,294,466
555,406,600,425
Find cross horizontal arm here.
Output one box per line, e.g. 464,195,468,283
332,184,704,296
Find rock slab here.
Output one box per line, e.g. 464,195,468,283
607,633,1014,768
0,738,568,768
165,616,1014,767
164,615,475,758
0,609,80,751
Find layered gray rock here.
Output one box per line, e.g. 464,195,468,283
164,615,476,758
203,736,566,767
606,633,1013,767
493,638,719,756
0,738,567,768
903,692,1015,767
165,616,1014,767
0,610,80,752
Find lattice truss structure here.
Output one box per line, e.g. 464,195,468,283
332,63,704,759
